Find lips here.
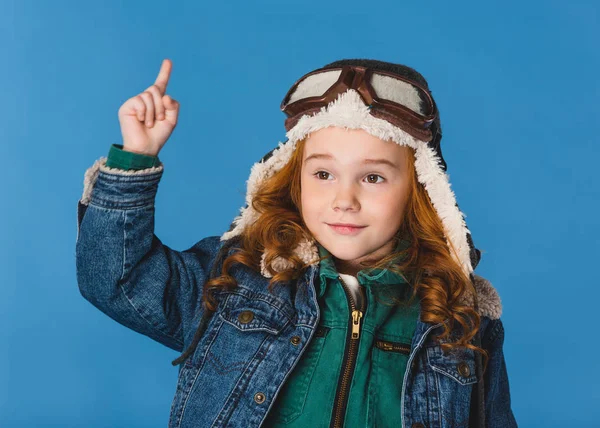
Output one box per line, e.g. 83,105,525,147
327,223,367,235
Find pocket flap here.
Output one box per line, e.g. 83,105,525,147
426,345,478,385
218,292,292,335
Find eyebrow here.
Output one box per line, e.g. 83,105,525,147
303,153,400,169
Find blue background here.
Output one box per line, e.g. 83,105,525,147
2,0,598,426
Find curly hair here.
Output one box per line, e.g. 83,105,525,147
193,137,488,373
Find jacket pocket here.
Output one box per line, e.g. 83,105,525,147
426,345,478,385
169,291,295,427
374,338,411,354
265,325,330,425
369,337,412,427
218,292,292,335
187,290,293,371
425,345,479,428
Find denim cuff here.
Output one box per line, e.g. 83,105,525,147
81,157,164,209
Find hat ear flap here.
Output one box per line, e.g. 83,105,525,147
466,231,481,271
225,144,282,234
428,121,447,172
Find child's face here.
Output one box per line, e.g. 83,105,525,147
300,126,411,268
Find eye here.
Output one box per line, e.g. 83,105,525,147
313,171,333,180
365,174,385,184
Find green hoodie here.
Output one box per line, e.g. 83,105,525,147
264,241,420,427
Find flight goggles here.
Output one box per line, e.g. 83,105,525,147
280,65,438,142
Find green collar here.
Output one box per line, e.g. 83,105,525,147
316,239,410,298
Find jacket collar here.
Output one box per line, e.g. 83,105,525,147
316,240,410,298
311,241,502,321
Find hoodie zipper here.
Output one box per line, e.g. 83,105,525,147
330,274,366,428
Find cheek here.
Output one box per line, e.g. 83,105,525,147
368,189,408,223
300,183,332,230
301,191,319,213
300,176,318,219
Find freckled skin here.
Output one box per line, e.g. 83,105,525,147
300,127,411,276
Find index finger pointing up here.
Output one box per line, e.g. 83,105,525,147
154,59,172,94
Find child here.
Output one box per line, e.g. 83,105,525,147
76,58,517,428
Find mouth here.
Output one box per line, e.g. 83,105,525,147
326,223,367,235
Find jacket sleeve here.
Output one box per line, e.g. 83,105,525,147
482,318,519,427
75,156,222,353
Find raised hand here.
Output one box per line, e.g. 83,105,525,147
117,59,180,157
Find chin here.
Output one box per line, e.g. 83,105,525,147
323,245,365,261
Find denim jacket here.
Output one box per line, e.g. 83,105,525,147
76,158,517,427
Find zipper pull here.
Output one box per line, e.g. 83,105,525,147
380,341,393,351
351,310,363,339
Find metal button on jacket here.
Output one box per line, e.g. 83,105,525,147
457,361,470,377
254,392,266,404
290,336,301,345
238,310,254,324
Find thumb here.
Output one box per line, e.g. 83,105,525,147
163,94,179,124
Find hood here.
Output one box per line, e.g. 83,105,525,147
219,59,502,320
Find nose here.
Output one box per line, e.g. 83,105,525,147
332,182,360,212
